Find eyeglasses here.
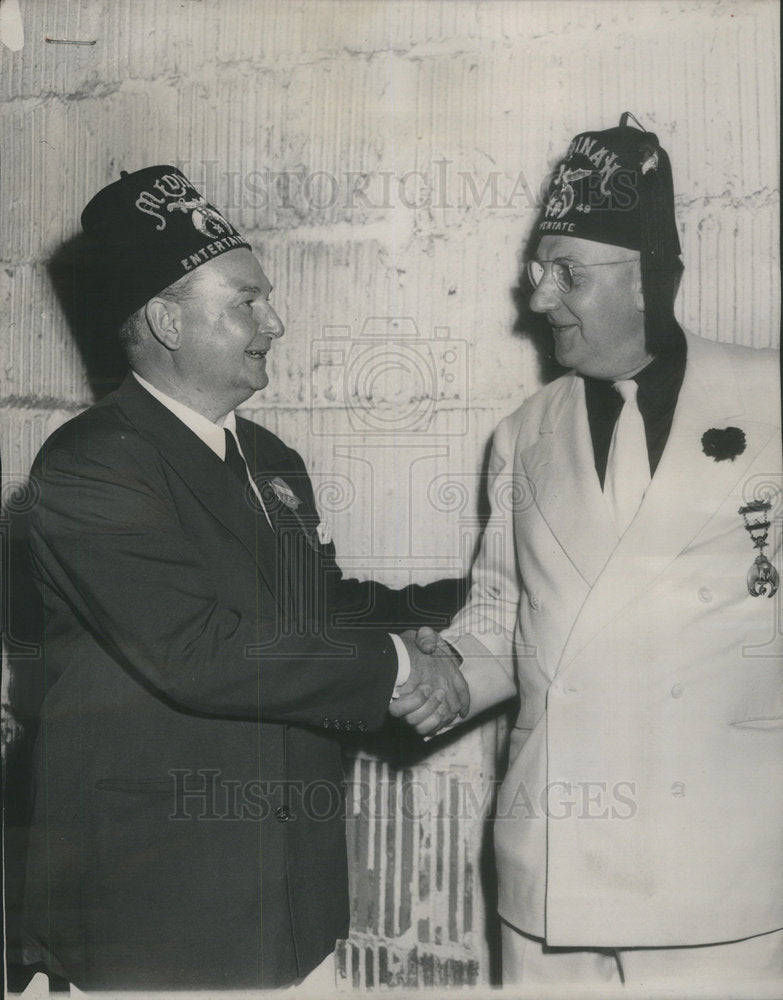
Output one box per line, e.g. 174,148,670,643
526,257,638,294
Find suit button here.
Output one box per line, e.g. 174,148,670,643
698,587,713,603
529,595,540,611
671,782,686,797
670,684,684,699
275,807,290,822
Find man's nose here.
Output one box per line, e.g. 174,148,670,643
258,302,285,338
529,271,562,314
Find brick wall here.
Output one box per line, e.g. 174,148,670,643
1,0,779,989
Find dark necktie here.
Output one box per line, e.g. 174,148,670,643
224,430,293,616
224,428,249,485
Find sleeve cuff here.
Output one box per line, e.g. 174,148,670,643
389,632,411,697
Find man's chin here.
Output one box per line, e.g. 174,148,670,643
233,382,268,409
552,345,575,369
551,329,579,366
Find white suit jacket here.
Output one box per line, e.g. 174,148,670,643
445,332,782,946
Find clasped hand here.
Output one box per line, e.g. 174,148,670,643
388,627,469,737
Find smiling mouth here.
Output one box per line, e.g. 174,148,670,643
245,349,269,359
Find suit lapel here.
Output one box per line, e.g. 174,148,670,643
234,421,319,546
113,376,280,596
520,374,619,586
235,418,331,631
557,333,775,671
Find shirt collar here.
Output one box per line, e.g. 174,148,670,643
132,372,237,459
581,329,687,406
631,333,687,414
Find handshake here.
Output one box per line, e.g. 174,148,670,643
388,627,470,737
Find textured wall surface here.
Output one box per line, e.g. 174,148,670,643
1,0,779,991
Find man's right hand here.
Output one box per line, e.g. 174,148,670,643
388,628,469,736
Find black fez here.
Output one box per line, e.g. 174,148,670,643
537,114,684,354
80,165,251,328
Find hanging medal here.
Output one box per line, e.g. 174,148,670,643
738,500,779,598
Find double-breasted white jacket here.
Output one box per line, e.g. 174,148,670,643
445,331,782,947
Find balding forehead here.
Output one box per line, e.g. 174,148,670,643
535,234,641,263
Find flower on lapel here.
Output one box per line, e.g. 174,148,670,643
701,426,746,462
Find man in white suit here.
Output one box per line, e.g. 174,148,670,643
392,118,782,990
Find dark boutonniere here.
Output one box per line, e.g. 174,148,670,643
701,426,746,461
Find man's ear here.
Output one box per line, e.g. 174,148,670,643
145,298,182,351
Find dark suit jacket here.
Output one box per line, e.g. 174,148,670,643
21,375,463,990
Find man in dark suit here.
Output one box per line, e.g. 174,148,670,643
21,166,467,991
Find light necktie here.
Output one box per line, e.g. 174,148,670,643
224,428,275,530
604,379,651,536
223,428,249,484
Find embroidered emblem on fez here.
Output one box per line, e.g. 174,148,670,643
192,206,232,238
167,196,203,214
132,175,234,239
545,165,592,220
134,171,191,230
193,204,233,239
165,196,234,239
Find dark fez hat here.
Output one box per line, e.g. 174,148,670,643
80,165,251,327
537,113,683,351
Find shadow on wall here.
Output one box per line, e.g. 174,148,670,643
48,234,130,402
4,228,129,989
2,484,47,992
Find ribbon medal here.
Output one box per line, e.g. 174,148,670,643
739,500,779,598
269,477,301,511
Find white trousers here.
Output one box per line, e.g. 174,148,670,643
287,950,336,995
501,920,783,999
